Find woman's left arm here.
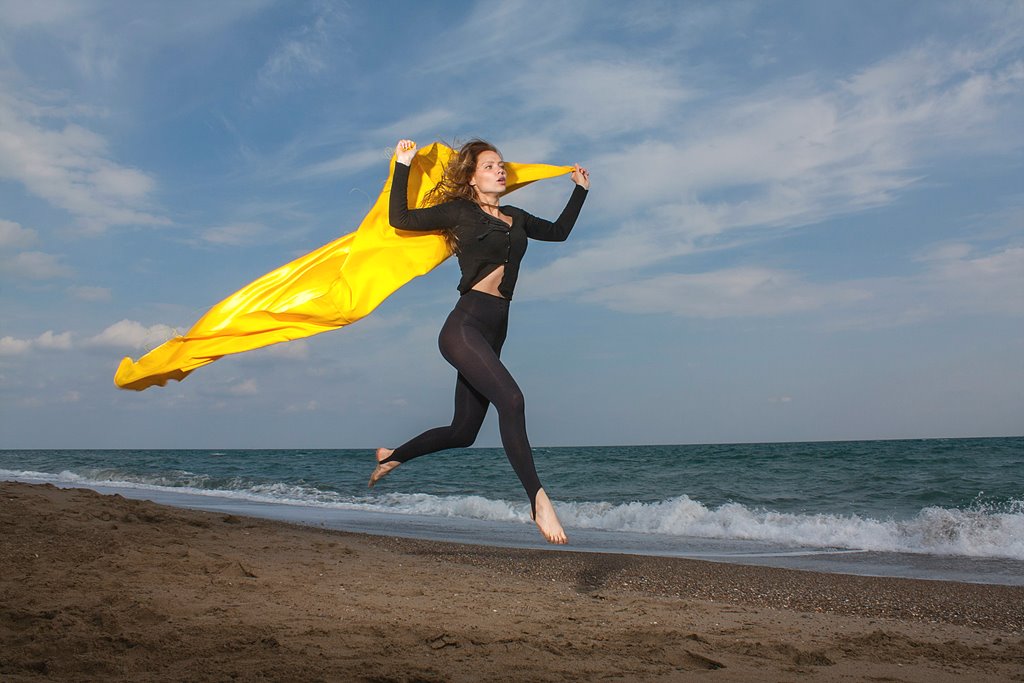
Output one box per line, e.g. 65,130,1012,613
522,186,588,242
523,165,589,242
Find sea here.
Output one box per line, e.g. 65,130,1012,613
3,437,1022,585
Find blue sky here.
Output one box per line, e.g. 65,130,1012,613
1,0,1021,448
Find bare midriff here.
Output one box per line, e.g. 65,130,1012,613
471,265,506,298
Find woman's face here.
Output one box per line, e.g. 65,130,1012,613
470,150,506,196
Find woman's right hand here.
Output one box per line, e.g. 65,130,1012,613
394,139,417,166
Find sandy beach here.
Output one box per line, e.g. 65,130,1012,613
1,481,1021,682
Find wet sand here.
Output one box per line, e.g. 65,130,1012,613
2,481,1022,682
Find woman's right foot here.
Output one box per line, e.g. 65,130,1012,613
531,488,568,544
368,447,399,488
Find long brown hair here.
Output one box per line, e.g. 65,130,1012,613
424,139,500,253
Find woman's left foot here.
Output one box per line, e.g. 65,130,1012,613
368,447,399,488
531,489,568,544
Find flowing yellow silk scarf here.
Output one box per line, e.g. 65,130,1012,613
114,142,572,390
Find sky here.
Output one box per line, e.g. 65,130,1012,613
0,0,1022,449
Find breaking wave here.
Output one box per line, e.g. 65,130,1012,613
4,468,1022,560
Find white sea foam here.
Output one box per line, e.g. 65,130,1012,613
4,469,1022,560
558,496,1024,560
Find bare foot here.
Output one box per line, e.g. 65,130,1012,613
531,488,568,544
368,447,399,488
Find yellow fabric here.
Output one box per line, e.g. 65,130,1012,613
114,142,572,390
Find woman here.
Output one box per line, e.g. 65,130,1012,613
370,138,590,544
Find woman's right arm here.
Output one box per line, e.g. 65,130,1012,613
389,140,460,231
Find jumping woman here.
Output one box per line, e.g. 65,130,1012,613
369,138,590,544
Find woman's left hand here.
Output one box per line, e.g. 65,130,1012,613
571,163,590,190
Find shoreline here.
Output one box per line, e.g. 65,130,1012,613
6,474,1022,587
3,481,1022,681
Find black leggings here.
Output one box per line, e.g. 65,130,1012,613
381,290,543,514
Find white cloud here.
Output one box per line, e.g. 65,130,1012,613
35,330,73,350
622,1,756,41
517,217,688,301
0,330,73,355
255,4,344,93
590,83,921,224
261,340,310,361
419,0,581,76
520,30,1024,307
829,242,1024,328
285,399,318,413
600,240,1024,328
68,29,118,81
257,37,325,90
373,108,457,141
200,222,275,247
196,219,311,248
2,251,73,279
583,267,870,319
0,219,37,248
227,378,258,396
574,240,1024,324
0,90,169,233
68,285,112,301
296,148,388,180
516,59,694,137
0,336,32,355
289,108,456,183
1,1,278,82
0,0,88,28
87,319,177,351
90,165,155,199
915,244,1024,316
913,242,974,263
